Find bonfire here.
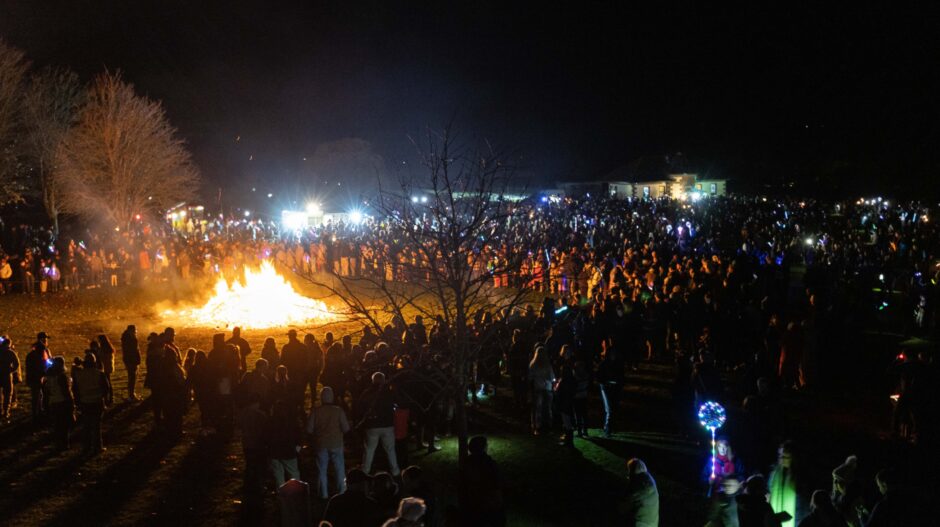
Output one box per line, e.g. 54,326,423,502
163,261,338,329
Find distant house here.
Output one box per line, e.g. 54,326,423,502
559,154,728,200
557,181,633,199
632,174,727,199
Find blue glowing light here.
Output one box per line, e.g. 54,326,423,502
697,401,726,431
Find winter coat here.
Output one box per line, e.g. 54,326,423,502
24,347,50,386
620,472,660,527
120,330,140,366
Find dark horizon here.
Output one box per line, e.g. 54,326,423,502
3,1,939,201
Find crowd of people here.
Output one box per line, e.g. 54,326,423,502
1,192,937,525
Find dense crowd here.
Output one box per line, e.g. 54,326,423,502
1,193,937,526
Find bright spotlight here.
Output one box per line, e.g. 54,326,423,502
411,196,419,204
805,237,814,246
306,202,321,215
689,191,702,202
420,196,428,204
244,210,251,217
281,210,308,231
348,210,364,225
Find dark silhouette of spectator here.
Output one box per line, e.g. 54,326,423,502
0,335,19,419
25,332,51,425
620,458,660,526
44,356,74,451
322,469,384,527
236,392,268,522
458,435,506,527
73,352,110,455
226,326,252,372
120,325,141,401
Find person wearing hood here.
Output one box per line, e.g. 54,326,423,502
307,386,350,499
620,458,660,526
831,455,863,527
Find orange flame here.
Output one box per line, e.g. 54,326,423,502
163,261,338,329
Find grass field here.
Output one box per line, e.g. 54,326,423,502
0,282,933,526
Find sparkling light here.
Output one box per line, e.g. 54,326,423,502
697,401,727,481
163,261,339,329
348,209,364,225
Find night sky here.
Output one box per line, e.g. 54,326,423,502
2,1,939,202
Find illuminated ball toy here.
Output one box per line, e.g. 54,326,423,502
697,401,727,482
697,401,727,431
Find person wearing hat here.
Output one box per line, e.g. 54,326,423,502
322,468,383,526
0,335,20,419
25,332,51,425
358,371,401,476
121,325,141,401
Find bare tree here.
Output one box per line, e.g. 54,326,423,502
21,67,84,233
300,125,534,466
56,71,199,227
0,39,30,203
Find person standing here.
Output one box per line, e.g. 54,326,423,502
43,357,74,451
160,349,188,439
236,392,268,521
73,352,110,455
96,335,115,405
145,332,166,430
260,337,280,368
304,333,323,406
307,386,350,499
528,346,554,436
121,325,141,401
507,329,530,409
280,329,309,411
25,332,51,425
554,363,577,448
227,326,252,373
358,372,400,476
596,338,624,437
0,336,19,419
267,400,302,488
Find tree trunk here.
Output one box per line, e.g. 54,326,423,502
454,291,469,469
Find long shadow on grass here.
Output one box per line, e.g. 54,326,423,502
0,451,89,521
41,431,176,527
147,433,237,525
